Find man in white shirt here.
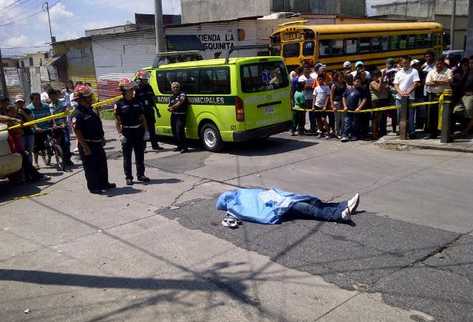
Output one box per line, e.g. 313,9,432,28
424,59,452,139
393,57,420,138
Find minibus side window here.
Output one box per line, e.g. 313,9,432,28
198,68,231,94
157,71,172,93
241,61,289,93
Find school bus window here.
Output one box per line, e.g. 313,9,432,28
399,35,407,49
240,61,289,93
198,68,231,94
303,41,315,56
380,37,389,51
332,40,344,55
407,35,416,49
389,36,400,50
283,43,300,57
358,38,371,54
319,40,331,56
345,39,357,54
415,34,429,48
371,37,382,52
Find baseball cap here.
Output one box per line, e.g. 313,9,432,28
410,59,420,66
355,61,364,68
343,61,352,68
14,94,25,103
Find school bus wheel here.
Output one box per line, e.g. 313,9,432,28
199,121,223,152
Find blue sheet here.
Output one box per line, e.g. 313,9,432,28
216,188,316,224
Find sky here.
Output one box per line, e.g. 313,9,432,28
0,0,181,56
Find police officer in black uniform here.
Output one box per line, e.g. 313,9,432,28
169,82,189,153
72,85,116,194
114,79,150,186
134,70,163,151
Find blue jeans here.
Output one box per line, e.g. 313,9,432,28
291,198,348,221
343,112,358,138
22,134,34,163
396,99,416,135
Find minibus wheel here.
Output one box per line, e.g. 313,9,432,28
200,122,223,152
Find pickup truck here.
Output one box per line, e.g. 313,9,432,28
0,124,22,181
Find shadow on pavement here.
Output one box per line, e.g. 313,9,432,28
143,178,182,185
105,186,142,197
0,262,264,321
0,180,52,204
225,137,317,157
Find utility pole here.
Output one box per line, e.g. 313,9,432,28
0,49,8,98
154,0,167,54
43,2,55,44
450,0,457,50
466,0,473,56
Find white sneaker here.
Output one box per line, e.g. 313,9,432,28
341,136,349,142
348,193,360,214
341,208,351,220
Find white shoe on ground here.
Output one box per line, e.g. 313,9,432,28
348,193,360,214
341,208,351,220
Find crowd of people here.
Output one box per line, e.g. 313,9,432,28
289,51,473,141
0,70,191,194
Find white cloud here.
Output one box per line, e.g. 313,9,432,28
39,3,74,25
4,34,29,47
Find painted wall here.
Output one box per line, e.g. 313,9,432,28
181,0,271,23
53,38,97,88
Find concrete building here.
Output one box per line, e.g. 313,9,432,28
370,0,469,50
52,37,97,88
17,52,53,94
180,0,366,24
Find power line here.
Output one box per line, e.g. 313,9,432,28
0,0,60,28
1,44,49,50
0,0,35,11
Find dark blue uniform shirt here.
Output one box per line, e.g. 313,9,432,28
134,83,156,111
72,104,104,141
114,98,144,127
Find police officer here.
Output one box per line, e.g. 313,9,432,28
114,79,150,186
72,84,116,194
168,82,189,153
134,70,163,151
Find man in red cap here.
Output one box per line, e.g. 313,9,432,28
72,84,115,194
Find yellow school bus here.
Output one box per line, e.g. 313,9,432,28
270,21,443,71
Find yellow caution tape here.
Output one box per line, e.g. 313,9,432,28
1,96,121,132
12,191,48,201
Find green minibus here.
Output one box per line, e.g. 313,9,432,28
147,56,292,151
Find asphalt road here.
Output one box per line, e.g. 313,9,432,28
1,122,472,322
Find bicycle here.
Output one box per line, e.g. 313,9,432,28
34,127,66,171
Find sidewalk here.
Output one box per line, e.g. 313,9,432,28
376,133,473,153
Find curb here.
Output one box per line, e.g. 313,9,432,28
375,139,473,154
